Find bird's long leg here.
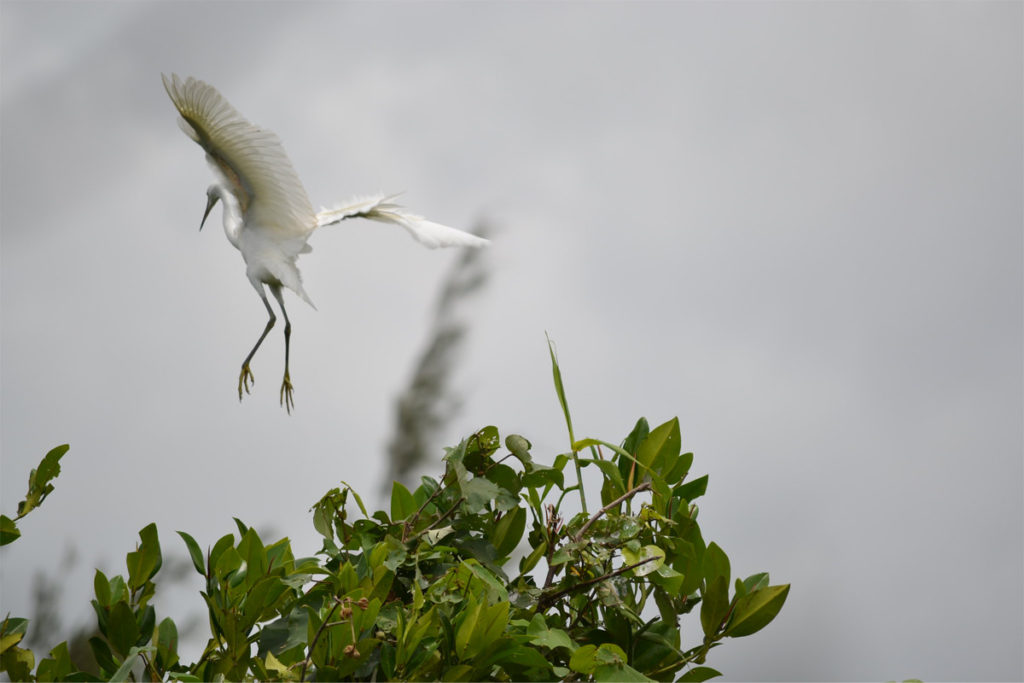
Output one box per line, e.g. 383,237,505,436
270,285,294,414
239,293,276,401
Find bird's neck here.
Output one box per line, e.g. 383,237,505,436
218,192,244,250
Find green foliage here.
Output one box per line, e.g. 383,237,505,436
1,444,69,546
2,354,791,681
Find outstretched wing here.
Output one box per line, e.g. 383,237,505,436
317,194,489,249
162,73,316,238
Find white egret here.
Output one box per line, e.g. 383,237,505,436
162,74,487,413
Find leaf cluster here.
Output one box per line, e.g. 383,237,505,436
2,348,789,681
2,416,787,681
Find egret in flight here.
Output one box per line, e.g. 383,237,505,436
162,74,487,413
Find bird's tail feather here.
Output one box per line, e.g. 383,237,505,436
317,195,488,249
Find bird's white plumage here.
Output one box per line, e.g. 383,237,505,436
162,74,316,241
163,73,487,412
317,195,489,249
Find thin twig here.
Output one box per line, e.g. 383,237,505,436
538,555,659,610
300,597,341,682
573,482,652,543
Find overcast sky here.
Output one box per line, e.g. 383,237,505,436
2,2,1021,680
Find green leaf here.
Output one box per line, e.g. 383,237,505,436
492,506,526,557
35,640,73,682
107,600,139,656
678,666,723,681
726,584,790,637
0,617,28,655
16,444,69,519
700,575,730,638
468,600,509,658
621,544,665,577
177,531,206,575
735,572,770,599
454,598,482,660
546,333,575,443
505,434,533,465
390,480,418,521
463,477,508,513
109,646,154,683
674,474,708,504
154,617,179,670
579,458,626,501
525,614,576,652
208,533,235,573
521,464,564,490
519,540,547,574
594,661,651,682
93,569,112,606
88,637,117,677
702,542,730,587
0,515,20,546
126,523,162,590
0,643,34,681
569,644,599,674
636,418,680,481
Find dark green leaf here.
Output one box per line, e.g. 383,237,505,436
678,665,723,681
521,464,564,489
136,605,156,645
700,575,730,638
702,542,730,587
154,617,179,670
93,569,111,606
492,506,526,557
107,600,139,656
674,474,708,504
87,637,117,677
177,531,206,575
0,515,20,546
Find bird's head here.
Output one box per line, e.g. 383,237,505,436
200,185,221,231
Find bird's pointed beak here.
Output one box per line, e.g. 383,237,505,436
200,193,218,231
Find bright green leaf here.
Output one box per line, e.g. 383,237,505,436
390,481,418,521
547,334,575,444
636,418,680,479
621,544,666,577
726,584,790,637
569,644,598,674
126,523,162,590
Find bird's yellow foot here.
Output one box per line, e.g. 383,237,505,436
239,364,255,401
280,372,295,414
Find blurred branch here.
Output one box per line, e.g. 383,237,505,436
384,222,492,489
